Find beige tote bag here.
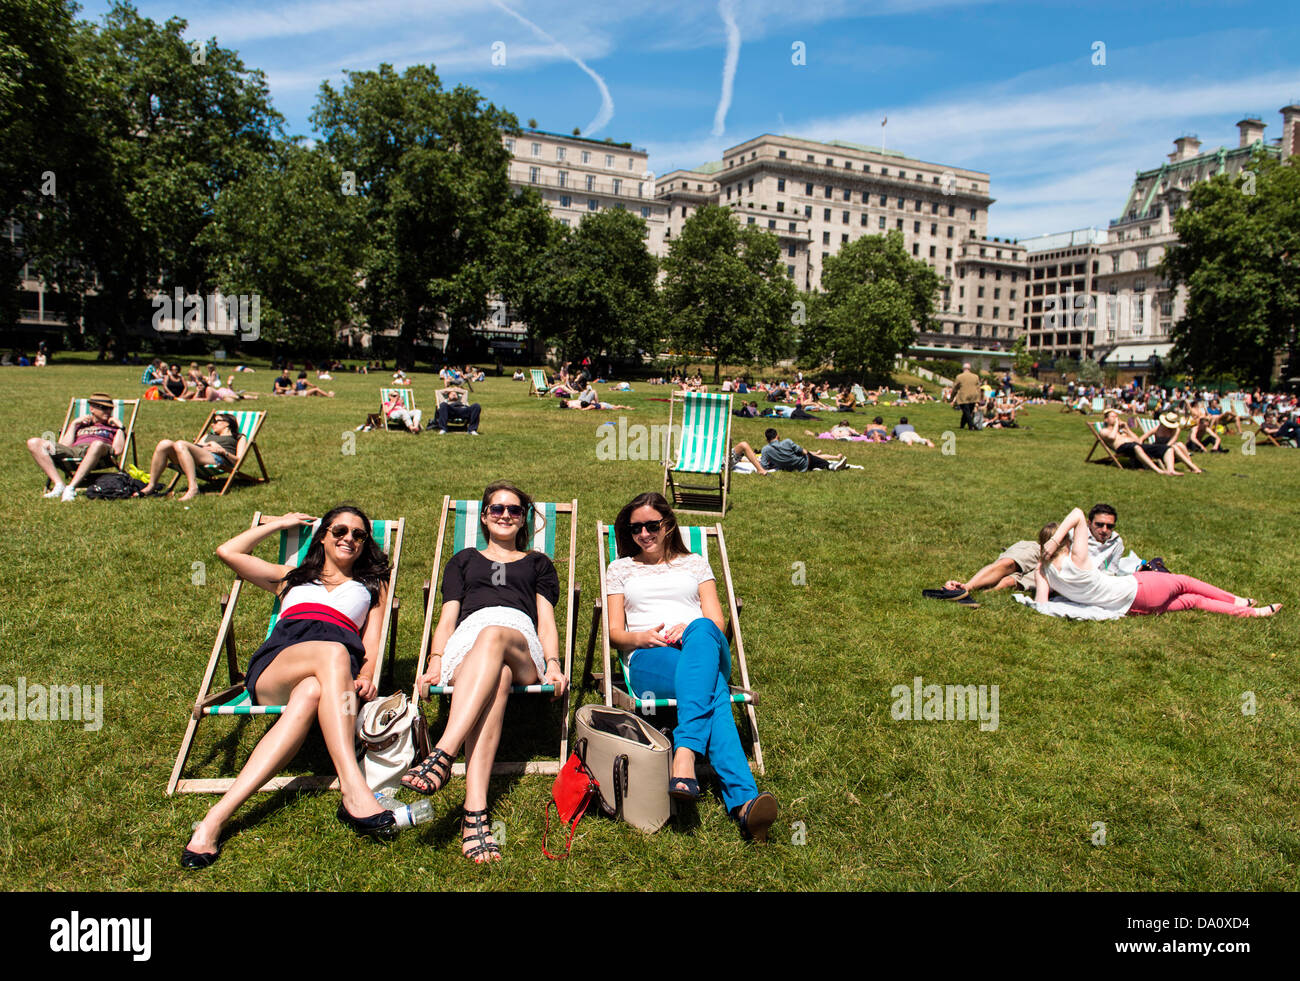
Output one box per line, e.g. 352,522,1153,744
574,704,671,833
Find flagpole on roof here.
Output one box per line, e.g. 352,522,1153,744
881,115,887,154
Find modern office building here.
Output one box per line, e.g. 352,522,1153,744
1019,228,1105,362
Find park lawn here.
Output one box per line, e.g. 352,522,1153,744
0,362,1296,891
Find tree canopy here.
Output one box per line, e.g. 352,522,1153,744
1162,153,1300,389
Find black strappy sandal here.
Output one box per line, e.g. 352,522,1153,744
461,808,501,864
401,747,454,795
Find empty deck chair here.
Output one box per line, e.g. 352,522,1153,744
663,391,733,515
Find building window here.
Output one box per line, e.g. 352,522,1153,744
788,243,796,257
913,221,921,233
822,231,831,245
896,219,903,230
948,204,955,217
929,245,936,257
824,185,833,198
581,150,590,163
861,214,868,226
530,143,541,157
559,195,571,208
897,197,904,208
681,205,687,217
879,194,887,206
881,167,888,175
726,187,732,200
505,139,515,152
914,200,922,211
769,219,776,229
778,149,787,158
788,221,796,231
629,158,636,170
777,201,785,212
586,175,595,191
641,206,651,218
879,216,886,229
947,226,954,238
604,154,614,168
529,166,540,183
842,211,850,224
787,264,795,277
930,223,937,235
559,217,570,226
556,146,566,161
826,157,834,165
969,208,977,220
1112,255,1121,272
823,208,831,221
748,216,755,224
805,182,814,195
977,305,984,317
946,248,952,258
1137,250,1148,269
931,202,939,214
841,233,849,243
588,199,598,210
748,179,754,192
978,286,985,298
913,243,920,255
993,288,1001,299
557,171,567,187
637,182,643,197
804,205,812,218
843,188,851,201
612,178,621,195
777,178,786,192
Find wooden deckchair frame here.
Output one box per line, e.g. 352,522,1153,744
379,388,416,431
163,409,270,497
410,495,580,776
663,390,733,516
168,512,405,794
48,396,140,484
582,520,764,776
528,368,550,398
434,388,474,431
1084,420,1126,468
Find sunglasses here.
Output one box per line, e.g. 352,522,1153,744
628,520,664,535
1092,521,1116,530
327,525,368,542
487,503,525,518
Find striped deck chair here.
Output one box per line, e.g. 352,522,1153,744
1232,399,1279,446
1137,417,1160,437
583,521,763,775
410,495,579,776
663,391,733,515
379,387,415,431
851,383,868,406
168,513,405,794
1090,396,1105,413
1084,421,1126,468
163,409,269,497
49,396,140,483
528,369,550,398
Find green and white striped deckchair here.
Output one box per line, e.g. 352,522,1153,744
168,512,405,794
379,387,415,430
584,520,763,775
663,390,734,515
1090,396,1105,413
528,368,550,398
1231,399,1278,446
1137,417,1159,436
163,409,269,497
411,495,580,775
49,396,140,483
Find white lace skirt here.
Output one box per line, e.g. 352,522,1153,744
441,606,545,684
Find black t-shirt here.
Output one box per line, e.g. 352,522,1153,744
165,376,185,397
442,549,559,627
273,375,291,391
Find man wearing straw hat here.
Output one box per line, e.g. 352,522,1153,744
26,393,125,501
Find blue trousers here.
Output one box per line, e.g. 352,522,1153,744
625,618,757,812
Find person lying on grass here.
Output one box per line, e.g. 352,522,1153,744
402,481,565,864
760,428,847,471
182,507,399,869
605,491,778,842
136,412,245,500
891,417,935,447
1035,507,1279,618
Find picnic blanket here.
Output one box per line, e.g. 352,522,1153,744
816,432,889,442
1012,593,1125,620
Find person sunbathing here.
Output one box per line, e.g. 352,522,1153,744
1142,411,1205,474
382,391,422,433
604,492,778,841
402,482,565,863
182,507,399,868
295,372,334,397
137,412,246,500
863,416,889,440
1036,507,1279,618
1099,410,1200,475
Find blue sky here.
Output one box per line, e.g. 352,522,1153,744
83,0,1300,239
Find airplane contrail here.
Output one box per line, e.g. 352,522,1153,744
488,0,614,136
712,0,741,137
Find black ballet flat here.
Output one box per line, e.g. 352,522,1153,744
336,803,398,840
180,843,221,870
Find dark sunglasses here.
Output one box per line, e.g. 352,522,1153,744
629,520,664,535
487,503,525,518
1092,521,1116,530
327,525,368,542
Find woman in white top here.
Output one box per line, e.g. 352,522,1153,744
1036,507,1279,617
182,506,398,870
605,493,778,842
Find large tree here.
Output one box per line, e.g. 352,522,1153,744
201,142,366,352
512,207,658,362
1162,153,1300,389
15,2,282,354
660,204,797,382
311,64,519,363
800,231,942,380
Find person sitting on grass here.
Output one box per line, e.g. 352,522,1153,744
835,386,857,412
161,363,188,400
294,371,334,397
401,482,566,863
512,369,525,381
1186,409,1224,453
27,392,125,502
759,428,846,472
892,416,935,447
382,390,422,434
1035,507,1279,618
272,368,293,396
136,412,246,501
604,492,779,842
181,507,400,869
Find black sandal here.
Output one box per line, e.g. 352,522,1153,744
401,747,454,795
461,808,501,864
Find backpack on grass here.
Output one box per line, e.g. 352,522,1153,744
84,472,145,499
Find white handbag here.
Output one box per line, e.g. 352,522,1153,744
355,691,417,794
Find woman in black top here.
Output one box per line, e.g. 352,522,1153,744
402,481,564,862
137,413,244,500
162,364,187,399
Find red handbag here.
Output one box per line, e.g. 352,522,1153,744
542,752,600,859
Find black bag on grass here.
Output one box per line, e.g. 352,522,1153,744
84,473,145,499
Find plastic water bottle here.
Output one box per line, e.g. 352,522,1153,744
374,792,434,828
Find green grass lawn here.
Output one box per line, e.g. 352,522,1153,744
1,361,1296,891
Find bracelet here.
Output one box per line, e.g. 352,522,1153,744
430,652,443,659
545,657,561,667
